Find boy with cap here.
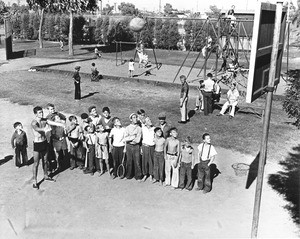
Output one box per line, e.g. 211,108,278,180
123,113,142,181
11,122,28,167
73,66,81,100
156,112,172,139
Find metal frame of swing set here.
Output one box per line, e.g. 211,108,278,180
173,17,253,87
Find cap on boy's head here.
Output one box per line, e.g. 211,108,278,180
80,113,89,119
158,112,166,119
75,66,81,70
88,106,96,113
207,73,213,78
129,113,137,119
13,122,22,128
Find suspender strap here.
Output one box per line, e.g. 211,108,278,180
200,143,211,162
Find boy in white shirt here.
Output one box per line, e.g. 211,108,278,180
141,117,155,182
196,133,217,193
109,117,126,179
217,82,239,118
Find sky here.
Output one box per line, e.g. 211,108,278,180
3,0,298,12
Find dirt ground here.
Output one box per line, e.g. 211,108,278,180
0,100,298,239
0,55,299,238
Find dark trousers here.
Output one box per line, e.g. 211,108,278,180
153,151,164,181
87,144,96,171
74,83,81,100
179,162,193,190
202,91,213,115
126,144,142,180
15,144,28,167
69,142,83,168
112,146,124,177
197,160,211,192
142,145,154,176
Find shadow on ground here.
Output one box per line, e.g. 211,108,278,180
268,145,300,224
0,155,13,166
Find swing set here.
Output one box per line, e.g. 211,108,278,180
114,18,162,76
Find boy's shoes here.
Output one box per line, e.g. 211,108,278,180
78,165,84,170
70,166,75,170
152,180,158,184
142,175,147,182
178,121,187,124
44,177,55,182
203,190,209,194
83,170,93,175
194,107,199,111
195,187,203,191
159,181,163,186
164,183,171,187
229,116,234,119
33,183,39,189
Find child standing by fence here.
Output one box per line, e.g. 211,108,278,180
11,122,28,168
128,59,134,78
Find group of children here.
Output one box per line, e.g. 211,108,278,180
12,104,217,193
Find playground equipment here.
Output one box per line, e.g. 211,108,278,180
114,17,162,75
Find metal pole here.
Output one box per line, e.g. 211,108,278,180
215,19,220,78
251,2,283,238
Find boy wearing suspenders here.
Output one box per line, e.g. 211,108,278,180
196,133,217,193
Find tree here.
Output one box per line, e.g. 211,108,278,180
102,4,114,15
118,2,139,16
0,0,9,24
163,3,177,16
283,70,300,128
206,5,221,19
55,0,98,56
94,17,103,43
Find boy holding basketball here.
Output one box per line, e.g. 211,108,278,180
109,117,126,179
164,127,181,189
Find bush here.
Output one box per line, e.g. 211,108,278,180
73,15,86,43
94,17,104,43
283,69,300,128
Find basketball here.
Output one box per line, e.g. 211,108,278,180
129,17,146,32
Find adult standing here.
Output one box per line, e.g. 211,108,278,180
202,73,215,115
156,112,172,139
179,75,189,124
124,113,142,181
73,66,81,100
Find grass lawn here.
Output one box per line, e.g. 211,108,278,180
0,70,298,164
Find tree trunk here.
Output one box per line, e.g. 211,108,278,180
69,10,74,56
38,8,44,49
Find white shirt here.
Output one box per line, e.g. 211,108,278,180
197,143,217,161
227,88,239,103
89,115,101,126
142,125,155,146
203,78,215,92
109,127,125,147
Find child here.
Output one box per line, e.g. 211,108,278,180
128,59,134,78
67,115,84,170
99,107,113,133
109,117,126,179
153,127,165,185
178,136,194,191
164,127,181,189
51,113,68,171
91,62,100,81
137,109,146,126
11,122,28,167
196,133,217,193
88,106,101,127
95,124,109,176
84,124,97,175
